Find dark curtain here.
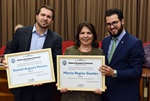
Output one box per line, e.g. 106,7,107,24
0,0,150,47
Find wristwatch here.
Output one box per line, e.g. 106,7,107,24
112,70,117,77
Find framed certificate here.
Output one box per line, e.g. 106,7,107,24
57,55,105,91
5,48,55,88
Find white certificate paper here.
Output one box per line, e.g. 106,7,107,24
57,55,105,91
5,48,55,88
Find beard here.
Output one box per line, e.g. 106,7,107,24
36,21,49,29
109,24,123,37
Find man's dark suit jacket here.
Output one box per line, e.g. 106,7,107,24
5,26,62,100
5,41,12,53
101,31,144,101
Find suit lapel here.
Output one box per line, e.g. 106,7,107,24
102,36,112,64
105,37,112,57
110,32,129,63
24,26,33,51
43,29,53,48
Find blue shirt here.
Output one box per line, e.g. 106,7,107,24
30,25,47,51
107,30,126,59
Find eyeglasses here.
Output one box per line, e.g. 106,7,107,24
105,21,120,27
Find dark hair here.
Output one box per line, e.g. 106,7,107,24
75,21,99,48
104,8,123,22
36,5,54,20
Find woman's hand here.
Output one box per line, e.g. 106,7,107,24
93,86,107,94
56,83,68,93
60,88,68,93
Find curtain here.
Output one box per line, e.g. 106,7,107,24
138,0,150,42
0,0,150,47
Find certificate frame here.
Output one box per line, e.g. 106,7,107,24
57,55,105,91
5,48,55,88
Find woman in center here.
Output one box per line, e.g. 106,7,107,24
60,21,103,101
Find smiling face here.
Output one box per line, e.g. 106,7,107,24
79,26,94,47
105,14,124,37
36,8,53,29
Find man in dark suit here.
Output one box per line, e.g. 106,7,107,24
100,8,144,101
4,5,62,101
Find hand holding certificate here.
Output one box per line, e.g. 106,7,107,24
57,55,105,92
5,48,55,88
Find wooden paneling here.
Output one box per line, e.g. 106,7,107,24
0,69,14,101
140,67,150,101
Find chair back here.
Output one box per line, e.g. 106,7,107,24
62,41,75,54
143,41,150,68
143,41,150,46
0,45,6,56
99,41,102,48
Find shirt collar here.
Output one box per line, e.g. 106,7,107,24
32,24,48,36
115,29,126,41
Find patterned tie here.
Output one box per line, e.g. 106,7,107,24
108,37,117,63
